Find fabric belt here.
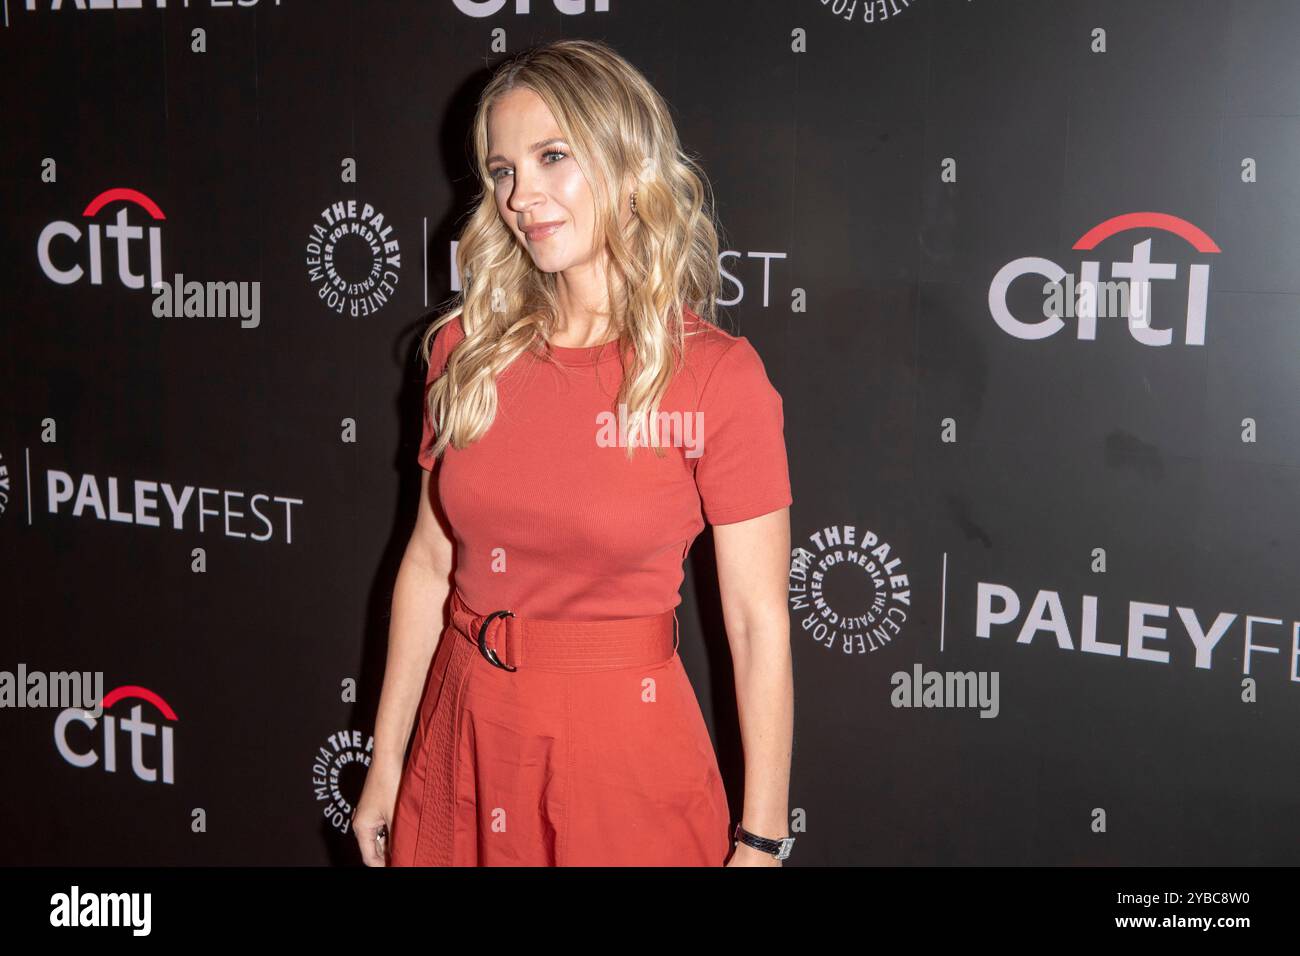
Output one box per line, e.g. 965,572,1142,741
449,587,680,673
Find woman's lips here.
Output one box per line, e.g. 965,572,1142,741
525,222,563,242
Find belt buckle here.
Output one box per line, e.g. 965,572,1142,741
477,610,517,671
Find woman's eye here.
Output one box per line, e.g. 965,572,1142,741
490,151,565,183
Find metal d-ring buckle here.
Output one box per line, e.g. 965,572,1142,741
477,610,517,671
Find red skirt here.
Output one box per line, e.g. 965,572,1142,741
388,588,733,866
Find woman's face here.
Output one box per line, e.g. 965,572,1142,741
486,87,604,275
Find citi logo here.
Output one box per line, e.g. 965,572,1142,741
453,0,609,15
38,187,165,291
990,212,1220,346
54,684,178,785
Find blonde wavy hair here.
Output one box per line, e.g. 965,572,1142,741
419,38,727,461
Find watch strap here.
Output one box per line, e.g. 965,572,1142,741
732,822,794,860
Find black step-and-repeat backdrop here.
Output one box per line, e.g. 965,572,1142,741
3,0,1298,866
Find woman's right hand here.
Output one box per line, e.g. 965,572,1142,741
353,758,404,866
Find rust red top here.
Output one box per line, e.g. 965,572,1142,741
418,307,791,620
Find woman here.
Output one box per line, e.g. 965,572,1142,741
353,39,793,867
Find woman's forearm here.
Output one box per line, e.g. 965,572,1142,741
370,545,453,773
730,621,794,836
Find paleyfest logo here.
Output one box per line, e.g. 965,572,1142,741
974,581,1300,688
789,523,912,656
21,0,280,13
816,0,919,26
305,199,401,317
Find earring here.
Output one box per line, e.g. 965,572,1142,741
629,190,638,214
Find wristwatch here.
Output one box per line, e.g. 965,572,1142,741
732,822,795,861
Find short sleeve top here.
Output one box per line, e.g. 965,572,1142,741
417,308,791,620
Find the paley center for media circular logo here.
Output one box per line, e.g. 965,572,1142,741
312,729,375,836
789,522,912,657
305,199,401,316
815,0,921,28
